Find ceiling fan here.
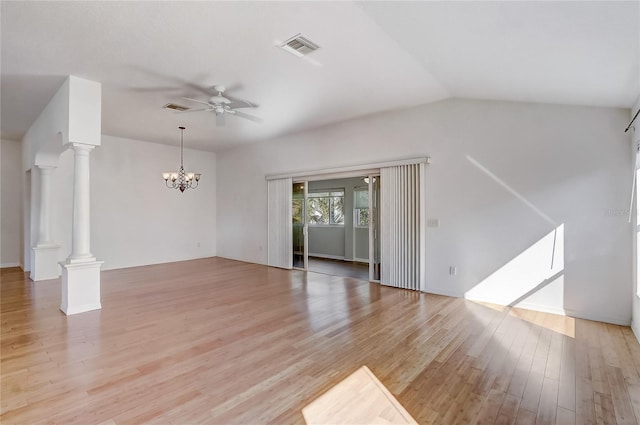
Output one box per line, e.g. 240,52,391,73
180,85,261,126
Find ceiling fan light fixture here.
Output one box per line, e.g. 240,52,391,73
180,84,262,126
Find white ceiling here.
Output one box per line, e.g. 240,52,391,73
1,1,638,152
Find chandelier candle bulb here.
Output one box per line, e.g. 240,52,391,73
162,126,201,193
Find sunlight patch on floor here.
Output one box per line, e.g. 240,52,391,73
467,300,506,312
302,366,417,425
510,307,575,338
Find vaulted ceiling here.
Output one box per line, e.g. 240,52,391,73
2,1,638,151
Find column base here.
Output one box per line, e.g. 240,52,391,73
30,245,61,281
59,259,103,315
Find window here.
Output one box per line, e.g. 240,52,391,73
308,190,344,225
354,189,369,227
292,199,304,224
292,187,304,224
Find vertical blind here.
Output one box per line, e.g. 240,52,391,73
267,178,293,269
381,163,424,290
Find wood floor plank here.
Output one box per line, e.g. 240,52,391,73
555,406,575,425
558,335,576,411
575,321,597,425
515,409,538,425
1,260,640,424
595,391,618,425
606,365,638,425
494,393,521,425
535,377,559,425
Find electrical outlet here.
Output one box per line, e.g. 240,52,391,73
449,266,456,276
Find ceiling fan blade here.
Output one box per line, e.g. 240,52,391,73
182,97,212,107
179,107,213,113
232,110,263,123
225,94,257,108
222,83,243,93
227,100,256,109
216,113,226,126
185,82,218,97
131,67,217,96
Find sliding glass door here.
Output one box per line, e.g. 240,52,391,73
292,181,308,269
369,174,381,282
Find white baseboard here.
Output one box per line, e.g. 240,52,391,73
0,262,21,268
216,255,268,267
100,254,218,271
422,286,463,298
353,257,370,264
513,301,566,317
422,289,632,326
632,319,640,345
562,308,631,326
60,302,102,315
309,253,345,261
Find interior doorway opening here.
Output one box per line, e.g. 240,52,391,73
292,174,380,282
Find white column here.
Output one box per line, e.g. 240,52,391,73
36,165,55,246
68,143,95,262
60,142,102,315
30,166,60,281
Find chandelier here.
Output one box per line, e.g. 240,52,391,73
162,126,201,192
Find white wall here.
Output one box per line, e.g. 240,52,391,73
631,96,640,342
1,139,23,267
217,98,632,325
47,134,216,271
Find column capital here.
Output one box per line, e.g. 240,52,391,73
36,165,57,171
71,143,95,154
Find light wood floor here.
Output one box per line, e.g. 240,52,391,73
1,258,639,424
308,257,370,281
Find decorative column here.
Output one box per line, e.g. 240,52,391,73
69,143,95,262
60,143,103,315
30,165,60,281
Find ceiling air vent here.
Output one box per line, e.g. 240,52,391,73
280,34,319,57
163,103,190,112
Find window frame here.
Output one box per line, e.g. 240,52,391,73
307,189,345,226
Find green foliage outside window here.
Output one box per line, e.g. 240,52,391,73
355,189,369,226
308,191,344,225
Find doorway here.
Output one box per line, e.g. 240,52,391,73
292,174,380,282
